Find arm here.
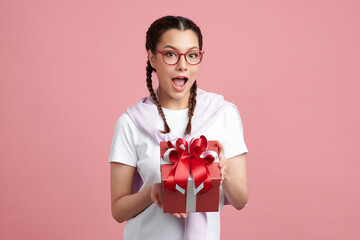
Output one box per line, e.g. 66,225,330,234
222,153,249,210
216,141,249,210
110,162,153,223
110,162,189,222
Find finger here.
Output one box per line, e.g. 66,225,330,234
157,197,163,208
220,153,226,162
151,194,156,204
150,185,157,203
220,174,225,185
215,141,225,156
221,165,225,174
152,192,161,208
180,213,188,219
155,200,161,208
156,200,162,208
172,213,180,218
158,187,163,208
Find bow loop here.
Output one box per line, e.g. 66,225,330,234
176,138,188,154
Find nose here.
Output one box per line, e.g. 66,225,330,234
176,54,187,71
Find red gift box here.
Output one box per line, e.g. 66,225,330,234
160,135,221,213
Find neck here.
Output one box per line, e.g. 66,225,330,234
156,87,190,110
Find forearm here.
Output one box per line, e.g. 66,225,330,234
112,185,153,223
222,172,248,210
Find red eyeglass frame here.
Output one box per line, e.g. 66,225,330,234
153,49,205,65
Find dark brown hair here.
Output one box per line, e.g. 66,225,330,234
145,15,203,135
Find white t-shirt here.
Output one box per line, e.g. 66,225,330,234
109,104,248,240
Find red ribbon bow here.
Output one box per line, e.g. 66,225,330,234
163,135,217,194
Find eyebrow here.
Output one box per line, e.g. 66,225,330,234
163,45,199,50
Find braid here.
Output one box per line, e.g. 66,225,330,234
146,60,171,134
185,80,197,135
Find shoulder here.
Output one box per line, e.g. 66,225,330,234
114,112,130,125
223,101,241,118
114,112,137,133
213,101,244,130
198,88,240,114
197,88,224,102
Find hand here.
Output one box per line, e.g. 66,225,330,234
150,183,163,208
171,212,189,219
150,183,188,219
216,140,229,185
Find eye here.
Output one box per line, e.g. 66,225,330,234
189,53,199,58
187,51,200,58
165,51,177,57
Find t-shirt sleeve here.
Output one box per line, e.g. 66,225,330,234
223,105,248,160
108,113,137,167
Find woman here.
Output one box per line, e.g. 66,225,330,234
109,15,249,240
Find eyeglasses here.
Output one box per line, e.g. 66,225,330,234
154,49,205,65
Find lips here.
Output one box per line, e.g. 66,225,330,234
171,76,188,91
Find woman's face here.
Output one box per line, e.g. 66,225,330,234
148,29,201,110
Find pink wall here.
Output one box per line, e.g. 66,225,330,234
1,0,359,239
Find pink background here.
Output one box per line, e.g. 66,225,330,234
1,0,359,239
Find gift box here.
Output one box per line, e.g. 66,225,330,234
160,135,221,213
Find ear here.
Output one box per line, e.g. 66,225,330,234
147,49,156,69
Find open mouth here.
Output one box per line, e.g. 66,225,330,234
172,77,188,88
